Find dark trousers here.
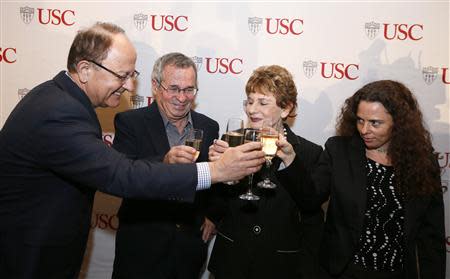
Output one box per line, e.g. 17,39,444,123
0,230,87,279
112,222,207,279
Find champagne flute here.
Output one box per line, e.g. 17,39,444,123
224,117,244,147
257,119,283,189
223,118,244,185
185,129,203,161
239,128,261,201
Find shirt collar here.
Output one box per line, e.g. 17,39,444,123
158,108,193,131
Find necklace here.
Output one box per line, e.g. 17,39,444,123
375,146,388,153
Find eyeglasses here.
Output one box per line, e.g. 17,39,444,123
157,80,198,97
88,60,140,82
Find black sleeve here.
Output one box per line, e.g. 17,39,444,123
37,104,198,202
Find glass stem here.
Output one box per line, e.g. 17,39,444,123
248,173,254,192
265,159,272,180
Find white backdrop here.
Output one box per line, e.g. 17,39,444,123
1,1,449,278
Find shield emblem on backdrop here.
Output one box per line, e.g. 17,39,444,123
303,60,318,79
248,17,263,35
422,66,438,85
20,6,34,24
191,56,203,71
364,21,380,40
134,13,148,31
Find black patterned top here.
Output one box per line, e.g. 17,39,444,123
352,157,405,271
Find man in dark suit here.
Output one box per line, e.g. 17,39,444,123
112,52,219,279
0,23,264,278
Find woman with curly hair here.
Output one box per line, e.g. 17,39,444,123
305,80,446,279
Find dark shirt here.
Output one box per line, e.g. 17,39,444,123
353,158,405,271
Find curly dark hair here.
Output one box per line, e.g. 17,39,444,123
336,80,440,197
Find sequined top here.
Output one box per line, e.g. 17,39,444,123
352,158,405,271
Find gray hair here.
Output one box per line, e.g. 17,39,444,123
151,52,198,87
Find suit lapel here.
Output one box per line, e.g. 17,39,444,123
349,136,368,234
191,111,209,162
144,102,171,156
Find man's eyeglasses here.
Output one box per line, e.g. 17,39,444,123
156,80,198,97
88,60,140,82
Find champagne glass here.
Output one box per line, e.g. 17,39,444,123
239,128,261,201
224,117,244,147
185,129,203,161
223,118,244,185
257,119,283,189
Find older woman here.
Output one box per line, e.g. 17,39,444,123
208,65,324,279
300,80,446,279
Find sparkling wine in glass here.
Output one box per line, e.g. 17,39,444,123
224,118,244,147
257,120,282,189
223,118,244,185
239,128,261,201
185,129,203,161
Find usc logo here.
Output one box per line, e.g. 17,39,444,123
37,8,75,26
205,57,243,74
320,62,359,80
151,15,188,31
383,23,423,41
265,18,304,35
0,47,17,63
91,213,119,230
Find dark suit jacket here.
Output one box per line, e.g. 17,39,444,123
111,101,219,275
306,136,446,279
0,71,198,278
208,125,323,279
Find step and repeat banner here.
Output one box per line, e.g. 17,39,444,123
1,1,449,278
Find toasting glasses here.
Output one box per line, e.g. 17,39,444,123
224,118,244,147
185,129,203,161
223,118,244,185
239,128,261,201
257,119,283,189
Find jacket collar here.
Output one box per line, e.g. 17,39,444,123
142,101,203,156
143,102,171,154
349,135,368,236
53,71,102,137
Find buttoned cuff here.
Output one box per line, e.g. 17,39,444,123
196,162,211,190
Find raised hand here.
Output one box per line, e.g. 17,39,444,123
163,145,198,164
276,134,296,167
209,141,264,184
208,139,229,162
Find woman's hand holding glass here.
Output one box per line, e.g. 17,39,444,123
275,135,296,168
208,139,229,162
